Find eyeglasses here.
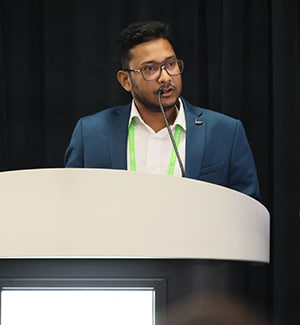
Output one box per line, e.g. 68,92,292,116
124,59,184,81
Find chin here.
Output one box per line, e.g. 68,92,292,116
159,98,178,110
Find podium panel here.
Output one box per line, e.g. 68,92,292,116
0,168,269,262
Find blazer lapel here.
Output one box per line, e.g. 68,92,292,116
109,104,131,170
183,99,206,179
107,100,206,176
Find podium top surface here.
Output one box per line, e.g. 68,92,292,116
0,168,270,262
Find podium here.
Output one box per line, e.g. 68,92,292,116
0,168,270,320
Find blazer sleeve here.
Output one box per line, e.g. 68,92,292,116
64,119,84,167
229,120,260,199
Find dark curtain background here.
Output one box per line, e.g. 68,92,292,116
0,0,299,323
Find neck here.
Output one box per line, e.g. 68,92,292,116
137,105,178,133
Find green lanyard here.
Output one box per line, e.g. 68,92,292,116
128,119,182,176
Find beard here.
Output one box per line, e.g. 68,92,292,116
136,96,173,112
131,81,178,113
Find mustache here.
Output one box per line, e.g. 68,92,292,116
156,84,175,94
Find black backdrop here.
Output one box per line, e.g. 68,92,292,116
0,0,299,323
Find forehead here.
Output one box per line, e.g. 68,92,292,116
128,38,176,66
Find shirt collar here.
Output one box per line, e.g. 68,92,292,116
128,97,186,131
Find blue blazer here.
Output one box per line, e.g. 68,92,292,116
65,97,260,198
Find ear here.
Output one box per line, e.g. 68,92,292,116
117,70,132,92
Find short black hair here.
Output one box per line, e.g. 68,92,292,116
114,21,173,69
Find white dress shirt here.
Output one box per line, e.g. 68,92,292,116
127,98,186,177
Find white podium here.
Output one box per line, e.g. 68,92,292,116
0,168,271,321
0,168,269,262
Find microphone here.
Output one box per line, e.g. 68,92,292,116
157,89,185,177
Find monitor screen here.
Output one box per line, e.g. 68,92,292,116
1,288,154,325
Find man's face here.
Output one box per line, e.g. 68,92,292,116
122,38,182,112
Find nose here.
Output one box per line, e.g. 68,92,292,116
157,66,171,83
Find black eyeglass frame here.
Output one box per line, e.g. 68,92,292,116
123,59,184,81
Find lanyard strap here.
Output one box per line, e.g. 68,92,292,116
128,119,182,176
128,119,137,171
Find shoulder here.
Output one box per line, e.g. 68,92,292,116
77,104,131,127
82,103,130,120
181,97,241,127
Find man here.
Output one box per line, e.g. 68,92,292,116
64,20,260,199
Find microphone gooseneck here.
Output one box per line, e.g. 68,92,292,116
157,91,185,177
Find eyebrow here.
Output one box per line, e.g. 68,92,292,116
140,56,176,66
